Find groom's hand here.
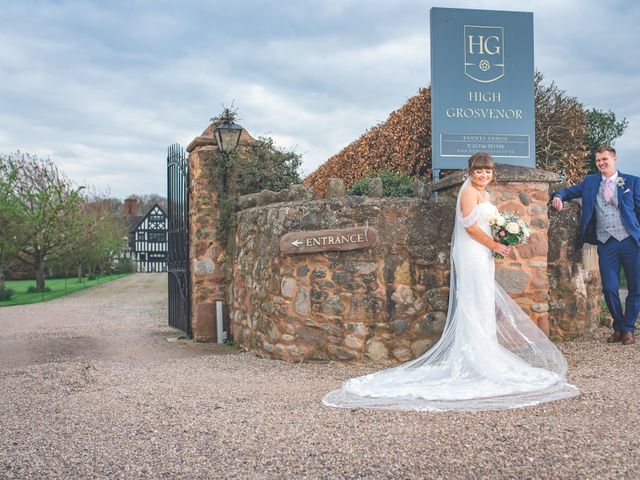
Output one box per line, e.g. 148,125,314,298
551,196,563,211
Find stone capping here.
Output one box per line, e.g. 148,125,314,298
325,178,346,198
187,122,257,153
187,136,217,153
186,135,256,153
236,176,433,213
431,163,562,192
236,185,314,211
235,190,432,213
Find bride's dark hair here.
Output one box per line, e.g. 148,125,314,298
468,151,496,183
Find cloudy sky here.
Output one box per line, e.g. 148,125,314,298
1,0,638,199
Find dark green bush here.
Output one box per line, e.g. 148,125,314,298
348,171,417,197
115,257,136,274
235,136,303,195
348,178,371,196
27,286,51,293
0,287,14,301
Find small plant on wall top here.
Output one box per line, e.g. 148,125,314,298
211,105,238,125
348,171,419,197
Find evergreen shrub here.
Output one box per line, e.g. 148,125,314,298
115,258,136,274
0,287,14,301
27,286,51,293
348,171,417,197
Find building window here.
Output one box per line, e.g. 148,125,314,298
148,232,166,243
149,214,164,223
136,232,145,240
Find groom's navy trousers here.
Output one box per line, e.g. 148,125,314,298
598,236,640,333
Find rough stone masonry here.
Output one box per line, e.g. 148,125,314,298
226,166,601,363
187,123,601,363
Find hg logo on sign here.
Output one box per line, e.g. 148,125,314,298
464,25,504,83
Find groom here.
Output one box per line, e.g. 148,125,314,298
551,145,640,345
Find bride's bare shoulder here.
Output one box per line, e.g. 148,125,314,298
460,185,479,215
460,184,478,198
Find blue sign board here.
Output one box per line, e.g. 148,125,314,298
430,8,535,169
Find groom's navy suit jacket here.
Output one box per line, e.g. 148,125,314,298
555,172,640,248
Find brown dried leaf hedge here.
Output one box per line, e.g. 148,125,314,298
304,74,589,197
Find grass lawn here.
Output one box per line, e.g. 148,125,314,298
0,274,131,307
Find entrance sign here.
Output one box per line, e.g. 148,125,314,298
280,227,378,254
431,8,535,170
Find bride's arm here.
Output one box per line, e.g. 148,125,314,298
460,188,511,257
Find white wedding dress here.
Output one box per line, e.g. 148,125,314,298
323,179,579,411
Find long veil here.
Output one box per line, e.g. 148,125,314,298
323,179,579,411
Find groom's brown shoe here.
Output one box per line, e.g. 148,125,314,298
607,331,622,343
621,332,636,345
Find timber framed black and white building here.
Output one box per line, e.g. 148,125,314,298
125,203,168,272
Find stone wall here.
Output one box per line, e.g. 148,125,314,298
184,121,602,359
231,194,453,363
227,164,602,363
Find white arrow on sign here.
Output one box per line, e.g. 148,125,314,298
291,239,303,247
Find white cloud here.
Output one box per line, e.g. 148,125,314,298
0,0,638,199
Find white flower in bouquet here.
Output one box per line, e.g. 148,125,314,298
491,210,531,259
506,222,521,234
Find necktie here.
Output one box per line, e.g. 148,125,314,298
604,177,612,204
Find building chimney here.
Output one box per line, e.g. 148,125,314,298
124,196,139,216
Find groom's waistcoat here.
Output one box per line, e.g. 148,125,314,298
554,171,640,247
595,179,629,243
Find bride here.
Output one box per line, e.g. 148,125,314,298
323,152,579,411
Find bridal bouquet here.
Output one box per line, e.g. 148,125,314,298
489,211,531,259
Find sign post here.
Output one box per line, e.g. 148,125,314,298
430,7,535,178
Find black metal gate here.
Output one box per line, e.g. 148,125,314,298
167,143,191,336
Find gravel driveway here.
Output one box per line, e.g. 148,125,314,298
0,273,638,479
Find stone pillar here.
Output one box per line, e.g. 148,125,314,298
432,164,569,337
547,195,602,340
493,179,553,334
186,123,255,341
